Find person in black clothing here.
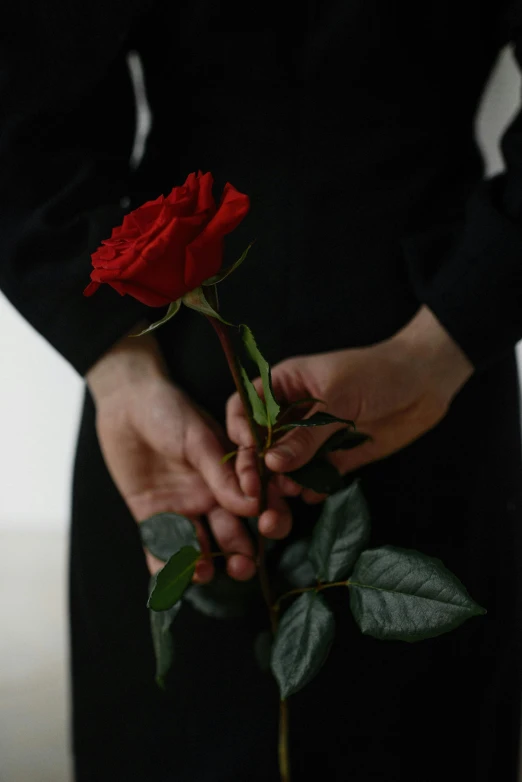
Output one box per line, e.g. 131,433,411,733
2,2,522,780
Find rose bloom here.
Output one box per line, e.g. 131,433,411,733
84,171,250,307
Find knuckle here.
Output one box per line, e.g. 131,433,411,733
212,516,244,552
216,469,237,492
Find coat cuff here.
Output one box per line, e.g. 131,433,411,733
403,177,522,372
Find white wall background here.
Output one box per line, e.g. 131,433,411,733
0,308,82,531
0,47,521,533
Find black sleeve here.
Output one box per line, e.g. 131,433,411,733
403,17,522,373
0,0,155,376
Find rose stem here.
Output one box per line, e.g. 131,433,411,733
206,315,290,781
279,699,290,782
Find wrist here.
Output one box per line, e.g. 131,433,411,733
391,306,474,403
86,320,169,403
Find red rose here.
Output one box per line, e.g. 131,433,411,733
83,171,250,307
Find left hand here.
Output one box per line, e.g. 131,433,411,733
86,324,293,584
226,306,474,520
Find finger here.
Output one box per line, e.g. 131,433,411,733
226,360,310,447
328,405,441,475
234,445,261,499
273,472,303,497
206,505,257,581
265,423,343,474
192,518,215,584
328,438,378,475
193,557,215,584
226,379,264,447
257,482,293,539
188,426,259,518
227,553,256,581
229,371,336,475
302,488,329,504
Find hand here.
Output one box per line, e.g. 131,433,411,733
227,306,474,507
86,324,293,582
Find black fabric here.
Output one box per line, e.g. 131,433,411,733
3,0,522,780
0,0,153,374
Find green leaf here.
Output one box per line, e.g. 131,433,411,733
183,286,233,325
309,480,371,582
275,397,326,427
281,397,326,413
349,546,486,642
271,591,335,698
220,450,238,465
203,242,254,285
149,593,181,689
317,428,372,455
130,300,181,336
239,363,268,427
240,324,280,426
148,546,200,611
139,513,200,563
184,571,257,619
278,538,316,588
285,458,343,494
275,411,355,433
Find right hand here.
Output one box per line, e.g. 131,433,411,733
86,324,293,583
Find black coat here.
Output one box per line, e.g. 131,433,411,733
2,2,522,780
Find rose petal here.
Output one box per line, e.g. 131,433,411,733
83,281,100,297
128,196,165,233
108,279,173,307
92,245,118,264
166,172,201,217
194,171,216,216
116,215,203,298
183,183,250,289
184,237,225,290
85,175,250,307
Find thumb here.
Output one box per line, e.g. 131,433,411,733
265,425,334,473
